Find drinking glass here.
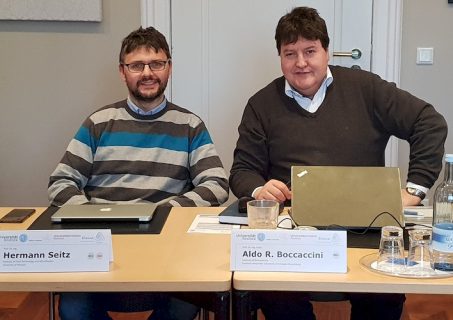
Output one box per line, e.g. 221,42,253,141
406,226,433,275
376,226,405,273
247,200,279,229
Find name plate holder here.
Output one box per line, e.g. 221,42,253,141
231,229,347,273
0,229,112,272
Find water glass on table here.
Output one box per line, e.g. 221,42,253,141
406,226,432,275
376,225,405,273
247,200,279,229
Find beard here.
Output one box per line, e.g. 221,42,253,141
129,77,167,103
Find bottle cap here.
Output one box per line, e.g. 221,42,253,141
446,154,453,163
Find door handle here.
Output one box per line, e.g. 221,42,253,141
333,48,362,60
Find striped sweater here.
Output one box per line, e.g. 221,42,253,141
48,100,229,207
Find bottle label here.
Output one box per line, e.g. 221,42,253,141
432,223,453,253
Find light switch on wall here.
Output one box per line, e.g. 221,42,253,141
416,47,434,65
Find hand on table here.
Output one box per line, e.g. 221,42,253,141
254,179,291,203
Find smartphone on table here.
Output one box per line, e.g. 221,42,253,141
0,209,36,223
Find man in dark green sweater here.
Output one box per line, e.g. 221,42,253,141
230,6,447,320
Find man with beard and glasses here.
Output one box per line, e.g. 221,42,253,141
48,27,229,320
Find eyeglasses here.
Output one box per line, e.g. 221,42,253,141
122,60,171,73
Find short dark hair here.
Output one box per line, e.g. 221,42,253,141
119,26,171,63
275,7,330,54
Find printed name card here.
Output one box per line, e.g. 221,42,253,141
231,229,347,273
0,230,112,272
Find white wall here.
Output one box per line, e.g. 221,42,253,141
399,0,453,203
0,0,451,206
0,1,142,206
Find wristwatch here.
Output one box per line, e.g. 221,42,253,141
406,187,426,200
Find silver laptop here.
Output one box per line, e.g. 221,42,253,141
290,166,404,229
51,203,157,223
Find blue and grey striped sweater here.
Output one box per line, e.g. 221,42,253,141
48,100,229,207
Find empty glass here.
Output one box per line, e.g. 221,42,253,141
247,200,279,229
406,226,433,275
376,226,405,273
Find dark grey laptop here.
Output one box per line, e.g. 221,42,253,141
290,166,404,229
51,203,157,223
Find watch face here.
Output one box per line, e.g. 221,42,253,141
406,187,426,199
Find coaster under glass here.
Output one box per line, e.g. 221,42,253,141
359,253,453,279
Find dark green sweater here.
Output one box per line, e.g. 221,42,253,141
230,65,447,198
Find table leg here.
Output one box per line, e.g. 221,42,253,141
233,290,257,320
170,291,230,320
212,291,230,320
49,292,55,320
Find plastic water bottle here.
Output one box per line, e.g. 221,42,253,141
431,154,453,271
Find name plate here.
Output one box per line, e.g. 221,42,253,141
231,229,347,273
0,230,112,272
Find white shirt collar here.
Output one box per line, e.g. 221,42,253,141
284,67,333,113
126,97,167,116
